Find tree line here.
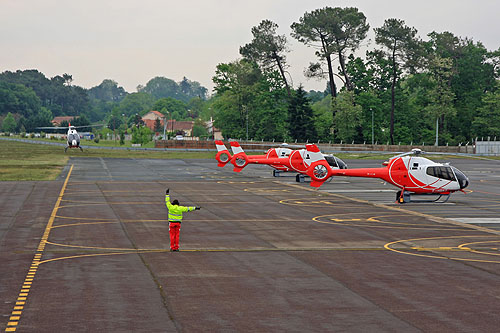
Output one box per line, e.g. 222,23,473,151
0,71,210,135
1,6,499,145
213,7,500,145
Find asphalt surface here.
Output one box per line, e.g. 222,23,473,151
1,156,500,332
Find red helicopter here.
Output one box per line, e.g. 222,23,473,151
215,140,347,188
331,149,469,203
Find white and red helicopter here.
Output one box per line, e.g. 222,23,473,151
37,124,93,152
331,148,469,203
215,140,347,188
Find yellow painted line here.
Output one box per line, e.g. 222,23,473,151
280,181,500,236
50,218,305,230
12,312,22,315
384,235,500,264
313,214,470,231
4,165,73,332
38,250,167,265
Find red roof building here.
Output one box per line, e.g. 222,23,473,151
52,116,79,126
141,111,194,136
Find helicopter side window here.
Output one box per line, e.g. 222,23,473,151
426,166,456,181
426,167,435,178
325,156,338,168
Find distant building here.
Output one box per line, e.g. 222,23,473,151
142,111,165,132
141,111,194,137
206,117,223,140
166,120,194,137
52,116,79,126
142,111,164,121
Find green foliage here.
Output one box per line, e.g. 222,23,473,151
312,95,334,140
154,118,162,133
71,114,91,127
240,19,291,96
333,91,363,142
131,125,152,145
374,18,423,144
0,70,91,117
291,6,369,96
192,119,208,138
108,114,124,131
472,85,500,137
0,81,42,118
119,130,125,145
187,97,207,119
288,86,317,142
1,8,497,146
88,79,127,102
152,98,188,120
2,112,17,133
116,92,155,117
138,76,207,102
212,59,288,140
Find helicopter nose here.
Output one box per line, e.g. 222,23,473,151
72,139,77,146
452,167,469,189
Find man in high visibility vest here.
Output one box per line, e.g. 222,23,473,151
165,188,200,251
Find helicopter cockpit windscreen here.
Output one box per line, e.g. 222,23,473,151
68,133,79,144
451,166,469,189
334,156,347,169
324,155,348,169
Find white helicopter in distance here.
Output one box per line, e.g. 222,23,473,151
37,123,102,152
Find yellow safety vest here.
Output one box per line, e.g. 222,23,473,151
165,195,195,223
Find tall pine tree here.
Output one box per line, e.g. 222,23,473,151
288,86,317,142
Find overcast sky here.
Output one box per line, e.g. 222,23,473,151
1,0,499,94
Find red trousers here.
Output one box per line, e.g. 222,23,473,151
169,222,181,250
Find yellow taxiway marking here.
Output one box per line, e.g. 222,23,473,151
313,214,471,231
49,218,307,230
36,247,387,265
4,164,73,332
384,235,500,264
280,181,500,236
457,240,500,257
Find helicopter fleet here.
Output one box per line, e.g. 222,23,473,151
28,124,470,205
215,141,469,204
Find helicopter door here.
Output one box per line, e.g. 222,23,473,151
407,161,427,186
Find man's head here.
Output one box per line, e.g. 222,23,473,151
172,199,179,205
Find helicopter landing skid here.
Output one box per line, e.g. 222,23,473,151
272,170,306,183
396,190,451,204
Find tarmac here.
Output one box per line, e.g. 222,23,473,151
1,156,500,332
